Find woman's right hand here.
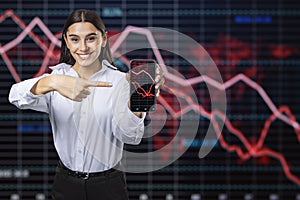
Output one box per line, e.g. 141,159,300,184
31,74,112,102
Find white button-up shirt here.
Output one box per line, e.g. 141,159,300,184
9,60,145,173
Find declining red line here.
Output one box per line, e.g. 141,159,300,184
111,26,298,129
1,10,300,185
0,9,61,53
131,69,156,98
0,9,61,82
131,69,155,80
111,25,300,185
0,43,21,82
132,81,155,98
215,105,300,185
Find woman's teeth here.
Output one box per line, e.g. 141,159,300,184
78,54,90,59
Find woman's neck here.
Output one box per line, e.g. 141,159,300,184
72,61,102,80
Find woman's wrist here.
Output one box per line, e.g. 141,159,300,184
133,111,143,118
30,75,57,95
127,101,143,118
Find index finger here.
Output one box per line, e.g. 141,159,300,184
87,81,113,87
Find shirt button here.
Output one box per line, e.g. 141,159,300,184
78,150,82,154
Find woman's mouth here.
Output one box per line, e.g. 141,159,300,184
77,53,92,60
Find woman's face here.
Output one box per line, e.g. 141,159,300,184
64,22,107,68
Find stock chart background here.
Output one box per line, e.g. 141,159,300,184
1,0,300,199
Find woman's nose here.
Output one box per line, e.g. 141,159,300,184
79,40,89,51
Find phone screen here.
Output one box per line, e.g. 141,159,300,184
130,59,156,112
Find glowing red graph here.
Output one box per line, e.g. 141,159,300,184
0,9,61,82
131,70,155,98
111,26,300,185
1,9,300,185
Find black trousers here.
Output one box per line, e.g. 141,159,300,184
51,162,129,200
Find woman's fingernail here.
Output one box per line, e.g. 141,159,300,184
156,68,160,74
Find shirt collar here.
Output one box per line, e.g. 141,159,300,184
102,59,118,70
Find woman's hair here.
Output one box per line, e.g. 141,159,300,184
59,9,115,66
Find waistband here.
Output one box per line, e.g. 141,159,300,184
56,160,119,180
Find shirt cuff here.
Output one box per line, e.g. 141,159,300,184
22,76,48,99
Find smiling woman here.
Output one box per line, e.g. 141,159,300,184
64,22,106,79
8,9,164,200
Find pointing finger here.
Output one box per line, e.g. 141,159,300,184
96,81,113,87
87,81,113,87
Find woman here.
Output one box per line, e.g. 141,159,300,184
9,9,163,200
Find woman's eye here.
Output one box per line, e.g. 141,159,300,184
70,38,79,42
86,36,96,42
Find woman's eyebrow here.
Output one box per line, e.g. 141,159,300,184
67,32,98,37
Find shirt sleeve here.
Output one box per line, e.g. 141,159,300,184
111,75,146,145
8,74,51,113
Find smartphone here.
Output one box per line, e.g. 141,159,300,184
130,59,156,112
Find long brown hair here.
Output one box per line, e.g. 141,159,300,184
59,9,115,66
